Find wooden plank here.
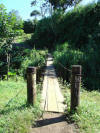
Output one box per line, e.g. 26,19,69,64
41,54,66,113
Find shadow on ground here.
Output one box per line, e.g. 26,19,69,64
31,113,77,133
35,114,66,127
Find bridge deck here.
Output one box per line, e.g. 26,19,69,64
41,54,66,112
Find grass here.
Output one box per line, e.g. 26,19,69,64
0,77,42,133
60,80,100,133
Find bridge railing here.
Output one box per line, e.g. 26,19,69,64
26,63,82,112
58,62,82,112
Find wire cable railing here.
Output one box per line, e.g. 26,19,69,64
58,62,72,72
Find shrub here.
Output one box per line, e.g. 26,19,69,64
53,42,100,90
0,46,48,78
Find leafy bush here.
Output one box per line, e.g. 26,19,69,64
20,49,47,76
53,42,100,90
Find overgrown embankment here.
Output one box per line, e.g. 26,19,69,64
30,2,100,90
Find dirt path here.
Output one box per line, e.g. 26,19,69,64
30,113,78,133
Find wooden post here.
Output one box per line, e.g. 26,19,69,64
27,67,36,105
71,65,82,111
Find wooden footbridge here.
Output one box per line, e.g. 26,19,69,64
27,53,82,112
41,54,66,112
28,53,81,133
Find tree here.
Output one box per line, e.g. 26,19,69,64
31,0,37,6
0,4,8,43
49,0,82,10
31,0,52,18
0,4,23,80
30,10,40,19
31,0,82,13
98,0,100,3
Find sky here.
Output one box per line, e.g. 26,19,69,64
0,0,98,20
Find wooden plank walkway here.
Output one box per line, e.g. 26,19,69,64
41,54,66,113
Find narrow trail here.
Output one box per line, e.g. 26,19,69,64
30,54,78,133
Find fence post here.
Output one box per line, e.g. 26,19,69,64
27,67,36,105
71,65,82,111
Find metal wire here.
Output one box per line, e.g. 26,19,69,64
2,88,24,110
58,62,72,72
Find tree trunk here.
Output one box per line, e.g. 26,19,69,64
7,53,10,80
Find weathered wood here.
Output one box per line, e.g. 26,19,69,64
27,67,36,105
41,54,66,112
71,65,82,111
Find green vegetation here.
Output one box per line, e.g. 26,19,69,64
23,20,37,34
0,4,23,80
61,81,100,133
0,42,47,132
53,42,100,90
30,2,100,131
0,4,23,48
0,46,47,78
31,2,100,90
0,34,47,132
15,33,32,43
0,78,42,133
30,10,41,19
31,3,100,49
0,5,47,132
31,2,99,90
31,0,82,12
48,0,82,10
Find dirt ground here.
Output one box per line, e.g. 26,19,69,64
30,112,79,133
